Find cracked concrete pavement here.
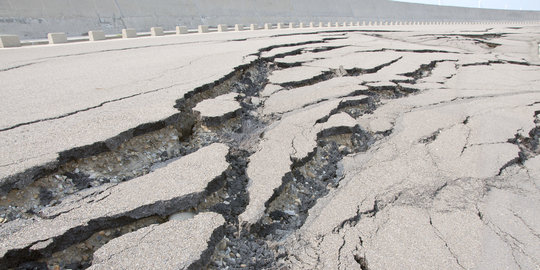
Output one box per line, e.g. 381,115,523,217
89,212,225,270
0,143,228,266
1,23,540,269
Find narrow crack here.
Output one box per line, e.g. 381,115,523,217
0,62,39,72
353,48,464,54
0,84,180,132
462,59,540,67
478,209,529,269
3,29,517,269
337,235,347,270
428,213,466,269
333,201,381,233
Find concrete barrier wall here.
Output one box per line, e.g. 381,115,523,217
1,0,540,39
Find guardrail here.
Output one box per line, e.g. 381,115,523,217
1,20,539,48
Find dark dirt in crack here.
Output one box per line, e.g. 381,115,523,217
3,36,446,270
5,58,273,269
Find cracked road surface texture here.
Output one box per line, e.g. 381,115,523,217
89,212,225,270
1,24,540,269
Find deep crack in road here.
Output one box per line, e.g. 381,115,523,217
1,24,540,270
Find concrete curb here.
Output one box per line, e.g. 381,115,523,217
47,32,67,44
88,30,106,41
0,35,21,48
122,28,137,39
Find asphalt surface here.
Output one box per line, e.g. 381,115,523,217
1,23,539,269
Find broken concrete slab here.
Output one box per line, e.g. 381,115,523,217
307,51,404,71
268,66,328,85
0,143,229,266
240,96,368,225
0,31,329,195
280,30,540,268
318,112,357,130
193,93,242,125
263,77,367,114
241,100,340,225
261,84,283,97
89,212,224,270
260,42,325,60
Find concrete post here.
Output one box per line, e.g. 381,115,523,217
235,24,244,31
319,22,324,27
327,22,332,27
335,22,339,27
289,22,295,28
0,35,21,48
309,22,315,28
151,27,164,36
277,23,285,29
264,23,272,30
47,32,67,44
250,24,258,30
176,26,188,34
198,25,209,33
122,28,137,38
217,24,228,32
88,30,105,41
299,22,305,28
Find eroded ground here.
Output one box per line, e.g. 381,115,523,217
1,24,540,269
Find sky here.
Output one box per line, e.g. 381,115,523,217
392,0,540,11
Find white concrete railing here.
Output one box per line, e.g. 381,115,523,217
1,20,539,48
